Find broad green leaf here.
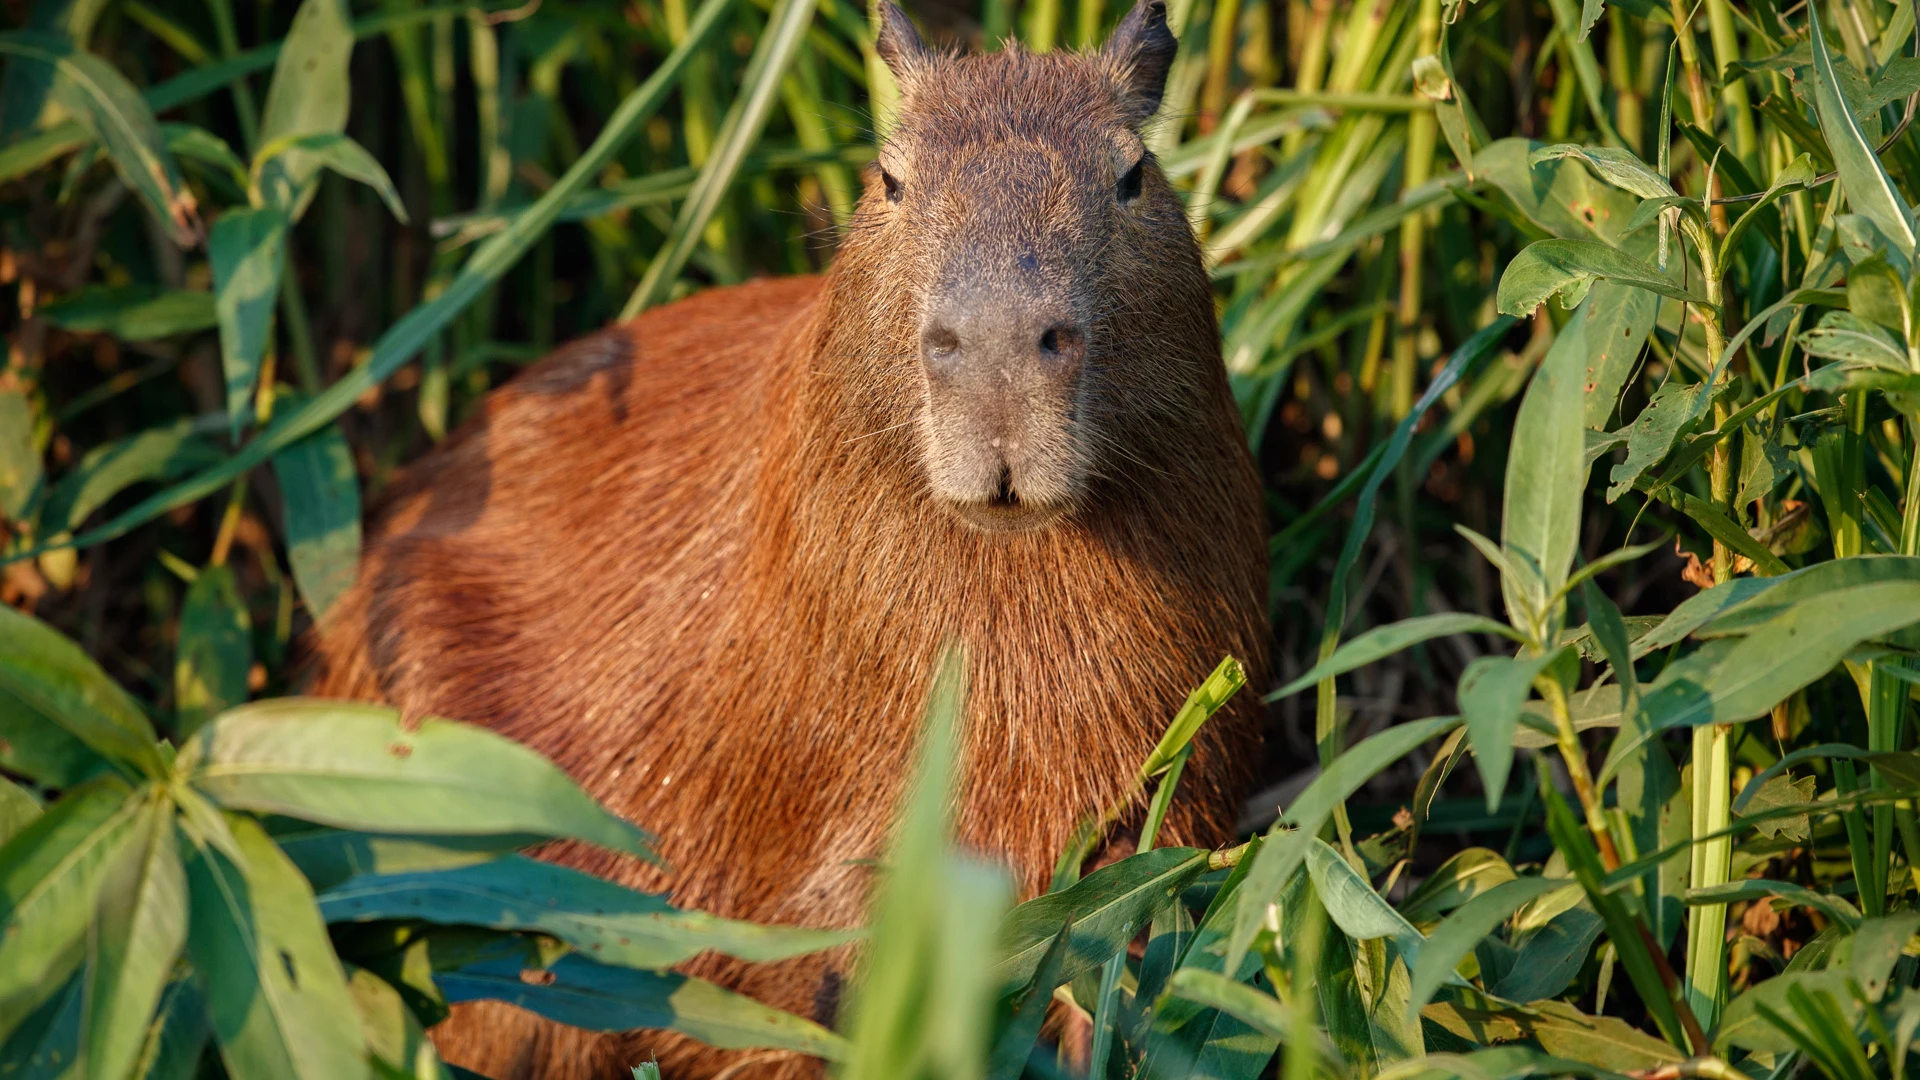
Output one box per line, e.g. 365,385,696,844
0,688,105,789
1496,239,1712,316
1408,876,1563,1019
1733,772,1818,841
269,420,361,621
39,418,223,536
0,389,40,522
82,796,187,1080
995,846,1212,993
1684,879,1859,931
985,926,1068,1080
1606,381,1709,502
1578,283,1659,429
1801,311,1908,370
255,0,352,219
1474,138,1640,244
0,32,197,245
318,855,857,968
208,206,290,439
1265,614,1522,703
48,0,737,557
181,700,656,859
0,606,155,774
1845,255,1907,333
1141,656,1246,779
1399,848,1516,924
174,565,252,739
1721,154,1818,259
439,953,848,1061
1459,651,1560,809
186,814,368,1080
252,133,406,224
0,776,139,1025
267,820,530,893
1226,716,1463,974
38,287,216,341
1164,968,1333,1058
0,778,40,848
1424,1000,1681,1070
0,972,82,1079
1502,290,1592,630
1493,906,1603,1002
1718,913,1920,1052
162,122,248,190
1809,11,1917,257
1530,144,1676,199
1305,840,1425,961
1634,583,1920,736
344,968,443,1080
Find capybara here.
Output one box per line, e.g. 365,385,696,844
307,1,1269,1074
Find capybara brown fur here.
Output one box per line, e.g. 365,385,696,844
305,2,1269,1075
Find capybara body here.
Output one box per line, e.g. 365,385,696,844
306,4,1269,1076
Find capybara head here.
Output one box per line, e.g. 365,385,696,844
830,0,1218,533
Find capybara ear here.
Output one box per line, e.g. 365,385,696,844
875,2,931,85
1103,0,1176,123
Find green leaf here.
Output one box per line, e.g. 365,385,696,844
38,287,216,341
1503,298,1592,630
0,389,38,523
82,796,188,1080
1801,311,1908,370
269,422,360,621
317,855,857,968
0,779,40,848
0,972,82,1080
1529,144,1676,199
1408,876,1563,1019
1718,914,1920,1053
252,133,406,224
39,419,223,536
208,206,290,439
1721,154,1818,260
0,776,140,1027
986,926,1068,1080
1493,906,1603,1002
266,820,528,893
1226,716,1463,975
0,604,159,776
439,953,848,1061
995,846,1212,993
1164,968,1333,1059
1809,10,1917,257
1606,381,1710,503
1684,879,1859,931
180,699,657,860
1634,582,1920,735
1578,284,1660,429
1426,999,1681,1070
0,32,198,246
1399,848,1517,924
1265,614,1523,703
44,0,738,558
1474,137,1640,244
1305,840,1426,962
1497,239,1712,316
1734,772,1818,841
622,0,819,315
162,122,248,190
174,565,252,740
255,0,352,219
186,814,369,1080
0,687,105,790
1459,651,1561,810
345,967,443,1080
1141,656,1246,779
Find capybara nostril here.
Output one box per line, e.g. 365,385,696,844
1038,324,1085,366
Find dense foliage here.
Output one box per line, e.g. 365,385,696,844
8,0,1920,1077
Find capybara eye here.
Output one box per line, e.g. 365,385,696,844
1117,157,1144,203
882,169,903,202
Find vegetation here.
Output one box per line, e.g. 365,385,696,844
9,0,1920,1077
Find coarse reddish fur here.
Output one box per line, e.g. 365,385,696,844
306,14,1268,1078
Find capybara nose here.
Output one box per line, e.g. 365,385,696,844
920,309,1086,386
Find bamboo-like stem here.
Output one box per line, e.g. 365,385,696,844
1391,0,1440,420
1538,674,1622,869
